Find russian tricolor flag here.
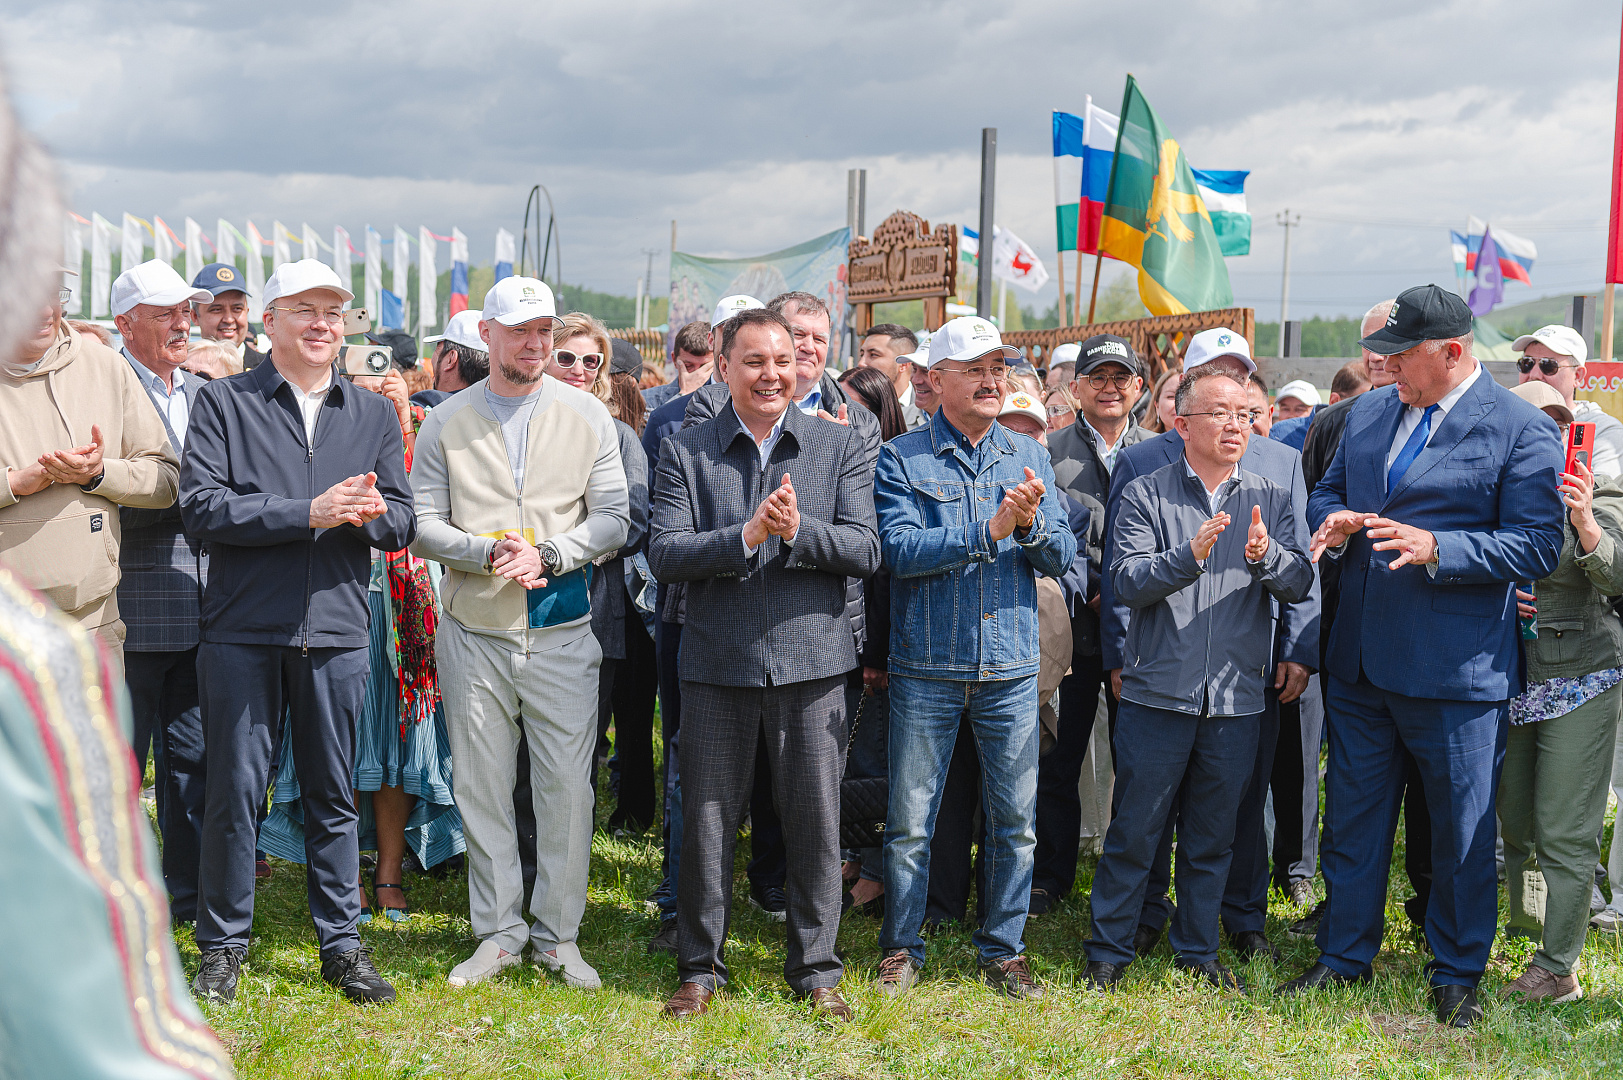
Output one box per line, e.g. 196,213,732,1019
1053,100,1117,255
449,227,469,315
494,228,515,283
1453,216,1535,284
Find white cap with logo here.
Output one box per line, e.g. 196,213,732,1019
926,316,1021,369
1276,379,1322,408
1049,342,1081,367
1511,324,1588,365
1182,327,1256,373
482,276,563,328
111,259,213,317
424,309,485,350
998,389,1048,427
898,332,932,369
711,294,764,328
261,258,355,308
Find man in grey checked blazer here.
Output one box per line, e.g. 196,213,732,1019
648,308,880,1021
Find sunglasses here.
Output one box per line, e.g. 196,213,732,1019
555,350,603,371
1517,356,1573,377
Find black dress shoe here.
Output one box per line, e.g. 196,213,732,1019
1287,899,1328,939
192,947,245,1004
1178,959,1247,993
1277,961,1371,996
647,919,678,956
1232,930,1281,963
1431,984,1482,1028
1083,961,1125,991
1133,924,1163,957
321,946,396,1004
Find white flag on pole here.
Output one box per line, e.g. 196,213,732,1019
392,225,410,313
64,215,84,316
215,218,236,266
418,226,437,333
153,216,174,266
365,226,382,325
244,222,266,321
122,213,145,272
990,226,1049,293
494,228,515,281
92,213,115,317
302,223,321,265
185,217,204,283
333,226,352,307
270,221,292,268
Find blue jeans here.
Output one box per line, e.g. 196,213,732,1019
881,673,1038,966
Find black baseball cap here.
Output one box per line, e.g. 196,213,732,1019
1077,333,1140,376
365,328,421,370
1359,284,1473,356
192,262,248,297
610,338,644,380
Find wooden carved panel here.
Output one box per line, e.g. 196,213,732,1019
847,211,958,304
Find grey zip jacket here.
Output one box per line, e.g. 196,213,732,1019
1110,458,1313,716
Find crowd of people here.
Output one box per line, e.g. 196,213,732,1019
8,236,1623,1046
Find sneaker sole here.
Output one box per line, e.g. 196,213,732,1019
447,953,521,988
750,897,788,923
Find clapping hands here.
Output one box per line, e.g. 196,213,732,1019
988,467,1044,542
310,472,386,528
744,473,800,549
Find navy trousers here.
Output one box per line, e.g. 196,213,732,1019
126,647,205,921
1317,673,1506,987
1088,700,1259,968
1033,652,1116,899
194,643,368,959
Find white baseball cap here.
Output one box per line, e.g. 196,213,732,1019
926,315,1021,369
261,258,354,307
111,259,212,317
1048,342,1081,368
424,309,485,350
1512,324,1588,365
898,332,932,368
1276,379,1321,408
711,294,764,328
998,389,1048,428
482,276,563,328
1183,327,1256,373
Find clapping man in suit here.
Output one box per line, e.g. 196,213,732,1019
1282,284,1564,1026
649,307,880,1021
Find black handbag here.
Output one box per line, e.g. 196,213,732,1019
839,692,889,850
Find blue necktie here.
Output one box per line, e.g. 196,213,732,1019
1386,404,1440,494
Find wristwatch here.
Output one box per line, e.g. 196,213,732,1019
539,540,562,575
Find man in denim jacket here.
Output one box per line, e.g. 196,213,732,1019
872,317,1077,999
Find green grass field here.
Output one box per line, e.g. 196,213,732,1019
178,773,1623,1079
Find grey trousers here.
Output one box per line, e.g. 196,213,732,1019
438,619,600,955
195,643,367,959
677,676,846,995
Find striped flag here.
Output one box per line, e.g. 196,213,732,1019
494,228,515,282
1459,216,1535,283
1053,100,1118,255
449,227,469,315
1190,170,1251,256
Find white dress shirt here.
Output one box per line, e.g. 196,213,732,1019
735,404,795,555
123,349,189,450
289,372,334,445
1384,361,1483,475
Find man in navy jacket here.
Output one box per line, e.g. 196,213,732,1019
1284,285,1563,1027
180,260,415,1007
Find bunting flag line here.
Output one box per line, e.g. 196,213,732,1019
365,226,383,324
494,228,515,283
91,213,114,317
450,227,469,315
419,226,437,333
153,215,181,266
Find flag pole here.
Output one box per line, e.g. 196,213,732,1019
1056,242,1069,327
1606,15,1623,363
1604,285,1615,364
1086,252,1102,324
1075,249,1085,324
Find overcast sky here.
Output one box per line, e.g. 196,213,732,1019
5,0,1618,319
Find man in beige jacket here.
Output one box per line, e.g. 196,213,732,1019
0,284,180,684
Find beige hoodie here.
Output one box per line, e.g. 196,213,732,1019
0,325,179,628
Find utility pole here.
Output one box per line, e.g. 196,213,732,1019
977,128,997,319
1277,209,1300,330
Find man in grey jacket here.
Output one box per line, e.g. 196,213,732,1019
1084,364,1313,994
649,308,880,1021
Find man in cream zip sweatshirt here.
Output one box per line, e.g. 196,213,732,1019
410,277,629,991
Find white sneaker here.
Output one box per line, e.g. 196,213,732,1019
533,940,602,990
448,940,520,987
1591,906,1623,933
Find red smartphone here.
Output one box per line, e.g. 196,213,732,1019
1566,421,1596,477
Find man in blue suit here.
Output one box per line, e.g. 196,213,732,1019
1101,328,1320,962
1284,284,1564,1027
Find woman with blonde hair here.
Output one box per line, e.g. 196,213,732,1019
550,312,613,404
1144,369,1180,434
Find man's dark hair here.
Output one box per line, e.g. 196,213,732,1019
673,320,712,357
768,290,830,323
1175,363,1249,415
1331,361,1370,398
864,322,918,353
718,307,794,359
1247,372,1270,396
437,340,490,386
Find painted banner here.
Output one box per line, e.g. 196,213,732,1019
1581,363,1623,426
667,227,850,359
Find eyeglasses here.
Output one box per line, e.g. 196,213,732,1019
1517,356,1573,376
1045,403,1073,418
270,305,345,327
1180,408,1261,427
1082,371,1136,390
555,349,603,371
58,288,73,307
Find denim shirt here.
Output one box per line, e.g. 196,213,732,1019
875,408,1078,681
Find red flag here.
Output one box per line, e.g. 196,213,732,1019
1608,19,1623,284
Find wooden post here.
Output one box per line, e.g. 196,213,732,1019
1055,246,1068,327
1604,283,1616,363
1074,248,1085,325
1085,252,1103,324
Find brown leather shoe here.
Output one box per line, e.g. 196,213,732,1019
662,981,713,1019
806,986,854,1021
